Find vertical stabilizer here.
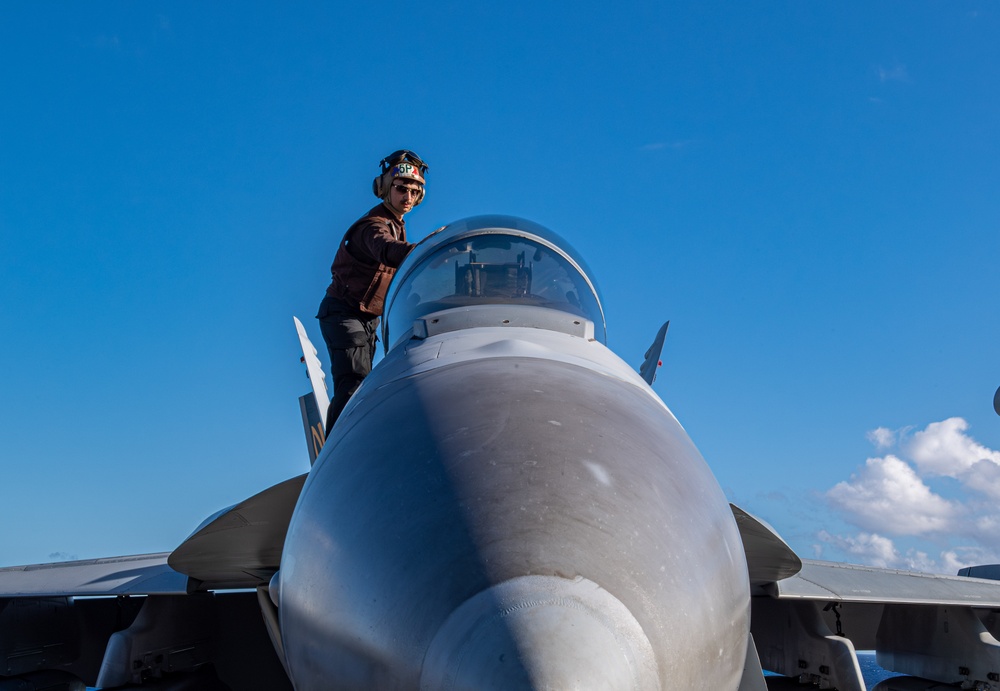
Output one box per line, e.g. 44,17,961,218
639,321,669,385
298,394,325,464
293,317,330,463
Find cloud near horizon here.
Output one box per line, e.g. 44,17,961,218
817,531,937,572
823,417,1000,573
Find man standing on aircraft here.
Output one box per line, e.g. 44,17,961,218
316,150,427,437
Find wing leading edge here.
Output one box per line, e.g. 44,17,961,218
734,504,1000,690
0,469,304,690
0,553,188,598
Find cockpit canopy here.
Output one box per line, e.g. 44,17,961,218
383,216,606,351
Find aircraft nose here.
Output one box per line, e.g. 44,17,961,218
420,575,660,690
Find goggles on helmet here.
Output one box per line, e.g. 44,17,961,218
380,150,428,176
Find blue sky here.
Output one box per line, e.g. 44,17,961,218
1,2,998,574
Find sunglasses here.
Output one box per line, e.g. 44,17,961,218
392,184,422,198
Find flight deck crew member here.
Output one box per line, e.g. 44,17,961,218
316,150,427,437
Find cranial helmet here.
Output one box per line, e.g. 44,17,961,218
372,150,428,206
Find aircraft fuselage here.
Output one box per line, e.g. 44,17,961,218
276,218,751,690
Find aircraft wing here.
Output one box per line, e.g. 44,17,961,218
0,471,306,600
0,475,304,690
735,503,1000,691
772,559,1000,607
0,552,189,598
168,472,307,590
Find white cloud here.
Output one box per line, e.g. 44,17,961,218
818,530,898,568
822,418,1000,572
964,460,1000,501
940,546,1000,575
827,455,960,535
940,551,965,575
905,418,1000,498
866,426,896,450
904,551,939,573
973,514,1000,532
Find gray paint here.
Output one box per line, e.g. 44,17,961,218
773,559,1000,607
0,553,187,598
169,474,307,588
278,325,750,689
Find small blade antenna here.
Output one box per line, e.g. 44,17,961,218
639,321,669,386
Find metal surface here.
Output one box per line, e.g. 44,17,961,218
875,604,1000,686
760,560,1000,689
420,575,659,689
293,316,329,424
0,553,187,598
278,314,751,689
298,392,325,464
639,321,669,386
168,474,306,589
412,304,594,341
959,563,1000,580
871,678,960,691
752,598,866,691
771,559,1000,607
731,504,802,587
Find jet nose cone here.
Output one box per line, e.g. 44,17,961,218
420,575,660,690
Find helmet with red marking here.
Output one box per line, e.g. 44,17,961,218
372,150,428,206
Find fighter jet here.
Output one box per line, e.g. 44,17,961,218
3,216,1000,691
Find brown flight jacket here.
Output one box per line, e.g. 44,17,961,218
325,203,414,318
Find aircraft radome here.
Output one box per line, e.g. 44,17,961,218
4,216,1000,691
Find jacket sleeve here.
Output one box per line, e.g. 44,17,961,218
353,219,413,267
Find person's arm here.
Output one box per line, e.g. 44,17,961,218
354,220,413,267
